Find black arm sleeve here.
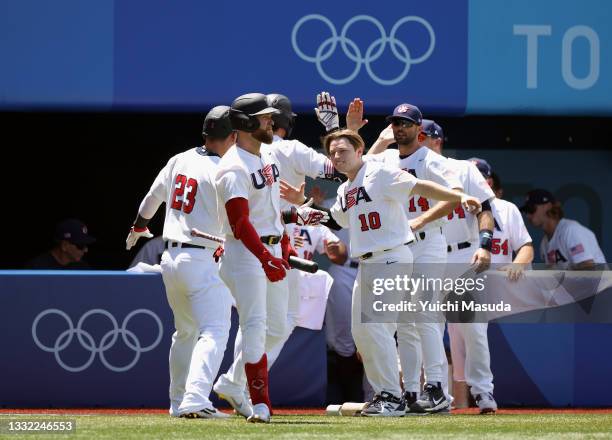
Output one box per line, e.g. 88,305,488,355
133,214,150,229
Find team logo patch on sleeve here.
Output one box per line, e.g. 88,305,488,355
570,243,585,256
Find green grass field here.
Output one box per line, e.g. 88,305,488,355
2,413,612,440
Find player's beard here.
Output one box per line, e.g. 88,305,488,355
395,130,417,146
252,127,274,144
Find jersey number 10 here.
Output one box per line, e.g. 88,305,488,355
358,212,382,232
171,174,198,214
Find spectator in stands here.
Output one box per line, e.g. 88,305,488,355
521,189,606,269
25,218,95,269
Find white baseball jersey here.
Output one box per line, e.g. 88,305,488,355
288,224,339,261
216,144,284,237
370,147,462,231
330,160,417,258
490,198,532,264
266,135,335,211
540,218,606,268
442,158,495,245
139,147,224,246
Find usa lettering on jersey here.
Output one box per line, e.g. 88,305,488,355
547,249,568,263
341,187,371,212
251,163,280,189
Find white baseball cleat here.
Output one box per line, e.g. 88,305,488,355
179,407,231,419
213,382,253,418
169,402,180,418
246,403,270,423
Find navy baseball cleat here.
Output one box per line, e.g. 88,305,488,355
409,382,450,414
361,391,406,417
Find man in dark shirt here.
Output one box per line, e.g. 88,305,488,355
25,219,96,269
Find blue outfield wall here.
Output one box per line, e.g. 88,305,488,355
1,0,610,114
1,271,612,408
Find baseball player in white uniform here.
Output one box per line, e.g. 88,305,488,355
447,158,535,412
366,105,463,413
521,189,606,269
319,129,480,416
418,120,499,414
125,106,236,419
261,93,345,369
212,93,327,423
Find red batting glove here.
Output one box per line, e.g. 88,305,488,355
213,245,224,263
280,234,298,265
259,250,290,282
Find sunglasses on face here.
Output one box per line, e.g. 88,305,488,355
522,204,537,214
73,243,87,250
390,119,415,129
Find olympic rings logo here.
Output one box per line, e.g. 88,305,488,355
291,14,436,86
32,308,163,373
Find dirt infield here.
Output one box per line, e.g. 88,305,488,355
2,408,612,416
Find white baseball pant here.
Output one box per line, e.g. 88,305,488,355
396,229,449,394
161,246,232,415
214,237,289,395
446,241,494,396
352,245,413,398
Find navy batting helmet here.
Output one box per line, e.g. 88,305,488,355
202,105,233,139
229,93,279,133
266,93,297,137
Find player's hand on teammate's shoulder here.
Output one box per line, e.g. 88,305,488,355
315,91,340,133
346,97,368,132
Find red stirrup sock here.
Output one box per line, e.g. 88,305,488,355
245,354,273,413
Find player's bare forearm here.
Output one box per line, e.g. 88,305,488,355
412,181,462,203
572,259,596,270
411,200,456,230
512,243,534,265
477,209,495,232
367,138,393,155
367,124,395,155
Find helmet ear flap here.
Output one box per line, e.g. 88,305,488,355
229,109,260,133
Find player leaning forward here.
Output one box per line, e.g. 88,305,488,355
321,130,480,416
212,93,326,423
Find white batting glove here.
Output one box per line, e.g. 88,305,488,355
126,226,154,250
315,91,339,133
295,198,330,226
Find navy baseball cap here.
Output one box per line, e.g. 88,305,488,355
421,119,444,139
520,189,556,213
469,157,492,178
386,103,422,125
55,218,96,245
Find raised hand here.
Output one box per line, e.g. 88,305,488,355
315,91,339,133
346,98,368,131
